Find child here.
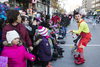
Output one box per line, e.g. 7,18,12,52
37,26,52,67
1,30,36,67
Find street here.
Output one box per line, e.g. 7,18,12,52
51,18,100,67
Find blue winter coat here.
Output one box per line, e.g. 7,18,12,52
38,36,51,62
0,3,10,20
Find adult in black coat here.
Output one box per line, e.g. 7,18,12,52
60,14,69,38
21,16,37,67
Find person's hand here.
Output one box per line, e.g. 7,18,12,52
79,44,85,49
29,46,33,51
67,25,69,27
66,30,73,34
6,64,8,67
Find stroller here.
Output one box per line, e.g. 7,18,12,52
71,34,81,53
71,33,92,53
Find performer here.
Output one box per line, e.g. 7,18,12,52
67,12,92,65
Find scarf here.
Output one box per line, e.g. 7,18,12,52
23,23,32,31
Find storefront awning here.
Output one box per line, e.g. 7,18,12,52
0,0,9,3
97,9,100,12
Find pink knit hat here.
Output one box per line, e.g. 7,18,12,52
38,26,48,36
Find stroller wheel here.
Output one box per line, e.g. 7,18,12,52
71,50,74,53
71,46,77,53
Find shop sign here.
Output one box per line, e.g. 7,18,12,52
97,9,100,12
32,0,37,3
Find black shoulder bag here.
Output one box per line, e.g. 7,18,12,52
10,24,30,52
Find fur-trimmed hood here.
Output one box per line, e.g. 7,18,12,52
3,40,22,47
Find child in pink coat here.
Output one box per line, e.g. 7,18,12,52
1,30,36,67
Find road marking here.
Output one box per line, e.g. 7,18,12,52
60,44,100,47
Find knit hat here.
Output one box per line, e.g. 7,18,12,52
38,26,48,36
15,6,18,9
6,30,20,43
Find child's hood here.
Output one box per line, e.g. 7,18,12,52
3,40,22,47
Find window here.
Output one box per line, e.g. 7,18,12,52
16,2,19,6
92,0,95,4
9,0,14,9
92,5,95,8
96,3,100,7
96,0,99,2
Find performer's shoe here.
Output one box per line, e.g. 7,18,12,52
74,54,80,59
75,58,85,65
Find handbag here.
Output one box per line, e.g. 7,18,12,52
10,24,30,52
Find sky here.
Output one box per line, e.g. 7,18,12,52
68,0,82,6
59,0,82,13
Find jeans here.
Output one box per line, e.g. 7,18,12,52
62,27,67,37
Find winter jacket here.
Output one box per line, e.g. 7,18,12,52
68,15,72,20
2,23,32,47
23,23,37,44
1,41,35,67
0,30,3,52
0,18,4,28
0,3,10,20
52,15,60,24
61,16,69,27
28,25,37,44
38,36,51,62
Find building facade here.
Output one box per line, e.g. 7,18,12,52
92,0,100,14
82,0,92,15
82,0,87,11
